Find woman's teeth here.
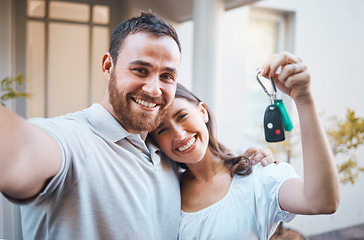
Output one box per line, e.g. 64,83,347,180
177,136,196,152
135,98,157,108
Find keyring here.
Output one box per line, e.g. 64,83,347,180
256,69,277,105
255,68,293,142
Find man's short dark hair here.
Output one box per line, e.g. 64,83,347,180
109,11,181,64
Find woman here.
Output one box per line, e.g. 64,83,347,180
150,52,340,239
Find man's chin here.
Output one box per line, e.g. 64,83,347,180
122,111,162,133
114,101,168,133
140,114,163,132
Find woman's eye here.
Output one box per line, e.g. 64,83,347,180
177,113,188,121
157,128,168,135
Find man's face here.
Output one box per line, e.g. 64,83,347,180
108,32,181,134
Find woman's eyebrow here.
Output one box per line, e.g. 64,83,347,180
155,122,165,131
172,109,185,119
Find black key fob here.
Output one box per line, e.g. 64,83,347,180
264,104,285,142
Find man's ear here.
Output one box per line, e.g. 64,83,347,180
198,102,209,123
102,52,113,81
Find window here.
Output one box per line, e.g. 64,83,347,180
243,7,295,149
218,6,295,153
26,0,111,117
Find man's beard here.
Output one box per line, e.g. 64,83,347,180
108,71,169,133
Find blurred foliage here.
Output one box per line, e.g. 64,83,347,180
327,109,364,184
266,109,364,185
1,73,31,106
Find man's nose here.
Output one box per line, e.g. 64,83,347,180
142,77,162,97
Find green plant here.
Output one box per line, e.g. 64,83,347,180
1,73,31,106
267,109,364,238
326,109,364,184
266,109,364,185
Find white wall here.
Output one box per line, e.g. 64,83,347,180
0,0,23,239
262,0,364,236
175,0,364,236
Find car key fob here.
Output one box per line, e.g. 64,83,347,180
264,104,285,142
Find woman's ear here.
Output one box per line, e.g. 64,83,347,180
102,52,114,81
198,102,209,123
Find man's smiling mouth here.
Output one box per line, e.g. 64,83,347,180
134,98,157,108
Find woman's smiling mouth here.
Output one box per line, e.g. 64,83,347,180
177,135,196,152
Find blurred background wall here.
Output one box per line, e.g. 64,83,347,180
1,0,363,238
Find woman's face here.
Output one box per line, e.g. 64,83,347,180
151,98,210,164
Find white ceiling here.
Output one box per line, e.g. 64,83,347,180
132,0,258,23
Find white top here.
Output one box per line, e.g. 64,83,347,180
178,162,299,240
16,104,181,240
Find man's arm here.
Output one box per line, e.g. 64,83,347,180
0,105,62,200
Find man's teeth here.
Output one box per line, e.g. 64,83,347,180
177,136,196,152
135,98,157,108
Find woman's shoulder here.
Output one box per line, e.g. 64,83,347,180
254,162,296,175
233,162,299,191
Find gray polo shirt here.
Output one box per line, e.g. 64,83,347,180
19,104,181,240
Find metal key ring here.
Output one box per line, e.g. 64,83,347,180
256,69,277,104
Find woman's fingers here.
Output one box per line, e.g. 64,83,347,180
260,52,302,78
259,52,311,100
242,147,258,164
251,148,278,166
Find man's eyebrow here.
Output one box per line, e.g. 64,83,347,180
129,60,177,74
164,67,178,74
129,60,152,67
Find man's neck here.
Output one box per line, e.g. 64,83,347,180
99,100,148,141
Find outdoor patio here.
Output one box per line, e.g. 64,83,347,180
308,223,364,240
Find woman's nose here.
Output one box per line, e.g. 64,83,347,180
173,126,186,139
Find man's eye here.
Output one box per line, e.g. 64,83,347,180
160,74,174,83
133,68,148,76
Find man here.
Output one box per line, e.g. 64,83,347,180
0,11,273,239
1,12,181,239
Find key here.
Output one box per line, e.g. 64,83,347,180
264,104,285,142
274,99,293,131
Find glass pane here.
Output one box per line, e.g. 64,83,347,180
91,26,109,103
27,0,45,18
27,21,46,118
50,1,90,22
92,5,110,24
247,18,279,71
48,22,89,117
241,17,280,147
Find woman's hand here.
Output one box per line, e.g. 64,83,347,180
260,52,312,105
243,147,278,166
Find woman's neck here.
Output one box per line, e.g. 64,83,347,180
180,150,233,212
185,150,227,183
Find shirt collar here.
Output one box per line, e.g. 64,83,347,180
146,135,161,154
84,104,162,156
84,103,132,142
